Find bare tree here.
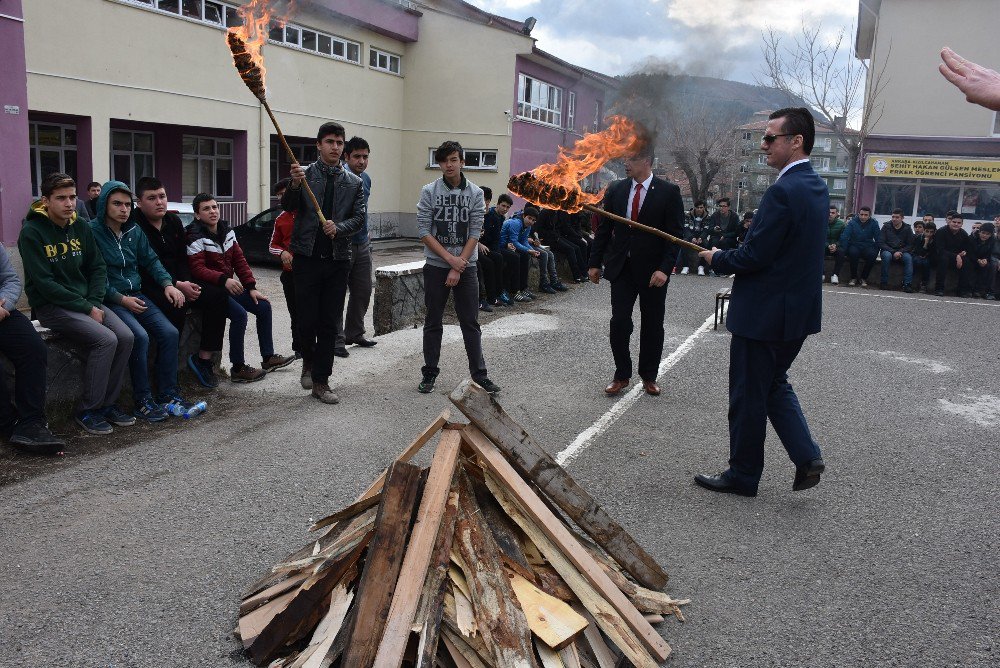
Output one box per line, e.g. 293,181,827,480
757,22,889,211
661,99,743,203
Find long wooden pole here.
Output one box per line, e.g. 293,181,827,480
582,203,704,253
261,99,329,225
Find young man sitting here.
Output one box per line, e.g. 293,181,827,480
910,217,935,293
19,173,134,435
968,222,997,299
933,213,972,297
416,140,500,395
187,193,294,382
501,207,561,298
91,181,201,422
825,205,845,283
878,208,915,291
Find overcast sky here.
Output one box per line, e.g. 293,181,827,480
466,0,859,83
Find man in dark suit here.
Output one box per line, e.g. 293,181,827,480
588,142,684,396
695,107,827,497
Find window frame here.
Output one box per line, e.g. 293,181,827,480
567,92,576,132
181,135,234,200
517,74,564,129
110,129,155,190
368,47,402,75
427,148,498,172
29,122,79,198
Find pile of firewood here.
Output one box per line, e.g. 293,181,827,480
236,381,689,668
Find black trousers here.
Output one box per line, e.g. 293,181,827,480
935,253,972,293
294,254,349,383
501,249,530,292
835,244,876,280
279,270,301,354
609,260,668,382
422,264,487,382
145,282,229,352
725,335,822,492
0,310,48,427
477,251,503,301
551,237,583,279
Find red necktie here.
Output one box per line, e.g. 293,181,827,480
631,183,642,222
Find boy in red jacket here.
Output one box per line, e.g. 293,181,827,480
187,193,294,382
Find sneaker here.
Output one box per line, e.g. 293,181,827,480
187,354,219,389
524,290,537,300
418,374,436,394
540,284,558,294
903,284,913,293
553,282,569,292
134,397,169,423
76,410,113,435
312,382,340,404
231,364,267,383
697,266,705,276
860,279,868,287
9,422,66,456
499,291,513,305
476,378,501,394
104,405,137,427
671,267,678,275
681,267,690,275
479,299,494,312
300,368,313,390
262,353,296,372
513,291,531,303
986,293,996,300
830,274,839,285
847,279,857,287
934,290,944,296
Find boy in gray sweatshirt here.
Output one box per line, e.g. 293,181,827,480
415,141,500,395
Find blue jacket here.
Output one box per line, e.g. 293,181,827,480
839,215,880,249
712,162,828,341
500,212,533,253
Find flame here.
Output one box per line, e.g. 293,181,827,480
514,116,647,213
226,0,295,100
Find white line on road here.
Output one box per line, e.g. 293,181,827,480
556,310,720,466
827,289,999,307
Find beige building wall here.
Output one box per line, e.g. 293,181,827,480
866,0,1000,137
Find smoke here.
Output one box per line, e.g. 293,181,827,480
626,55,729,80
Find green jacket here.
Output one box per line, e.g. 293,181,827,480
827,217,846,246
18,201,107,314
89,181,172,305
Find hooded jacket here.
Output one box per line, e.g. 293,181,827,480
186,219,256,290
838,215,880,249
499,211,533,253
89,181,173,305
17,200,107,314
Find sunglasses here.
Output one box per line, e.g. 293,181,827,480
761,133,798,143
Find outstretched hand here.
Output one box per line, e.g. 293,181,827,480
939,47,1000,111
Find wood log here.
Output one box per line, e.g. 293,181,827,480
531,563,575,602
374,431,462,668
463,427,670,663
584,548,689,618
471,476,534,580
454,467,539,668
340,461,425,668
508,572,587,650
450,381,667,590
414,477,461,668
309,492,382,532
359,409,450,501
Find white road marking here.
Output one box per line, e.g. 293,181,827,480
827,289,998,307
938,394,1000,429
874,351,953,374
556,310,720,466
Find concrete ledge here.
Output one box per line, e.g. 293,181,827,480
373,261,425,336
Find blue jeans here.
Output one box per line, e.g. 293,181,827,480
109,295,179,402
912,256,932,285
228,291,274,367
880,250,913,285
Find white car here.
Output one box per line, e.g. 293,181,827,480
167,201,195,227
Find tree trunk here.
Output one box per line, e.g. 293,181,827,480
845,146,861,214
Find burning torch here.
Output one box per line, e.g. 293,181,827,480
226,1,327,226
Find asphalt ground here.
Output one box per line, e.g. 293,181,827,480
0,265,996,667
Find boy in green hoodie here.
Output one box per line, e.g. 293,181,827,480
90,181,202,422
18,173,135,436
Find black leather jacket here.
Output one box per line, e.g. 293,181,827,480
280,161,366,260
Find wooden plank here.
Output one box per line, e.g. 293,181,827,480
584,548,689,618
572,605,617,668
463,427,670,663
414,476,461,668
359,409,450,501
442,629,492,668
239,588,298,648
247,536,370,665
240,572,309,616
340,461,424,668
287,582,355,668
309,491,382,532
374,430,463,668
445,589,479,639
454,467,539,668
450,381,667,590
558,644,582,668
531,563,575,602
536,641,566,668
508,572,587,650
471,476,534,580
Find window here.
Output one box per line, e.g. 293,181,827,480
757,154,768,165
427,148,497,171
816,136,833,151
594,101,601,131
833,178,847,191
917,183,960,219
740,147,751,157
182,136,233,199
737,180,749,189
813,157,831,171
28,122,78,197
960,184,1000,220
742,131,753,140
270,141,317,188
517,74,563,128
110,130,155,189
567,92,576,132
269,19,361,64
739,164,749,173
127,0,243,27
874,182,917,217
369,47,401,75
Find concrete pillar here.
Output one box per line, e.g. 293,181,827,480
0,3,30,244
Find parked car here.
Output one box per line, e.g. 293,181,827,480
167,202,195,227
234,206,283,267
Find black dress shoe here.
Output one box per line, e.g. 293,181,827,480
333,348,350,358
793,458,825,491
694,472,757,497
348,338,378,347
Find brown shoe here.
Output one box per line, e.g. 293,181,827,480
311,382,340,404
262,353,296,371
231,364,266,383
642,380,661,396
605,378,630,396
300,368,313,390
